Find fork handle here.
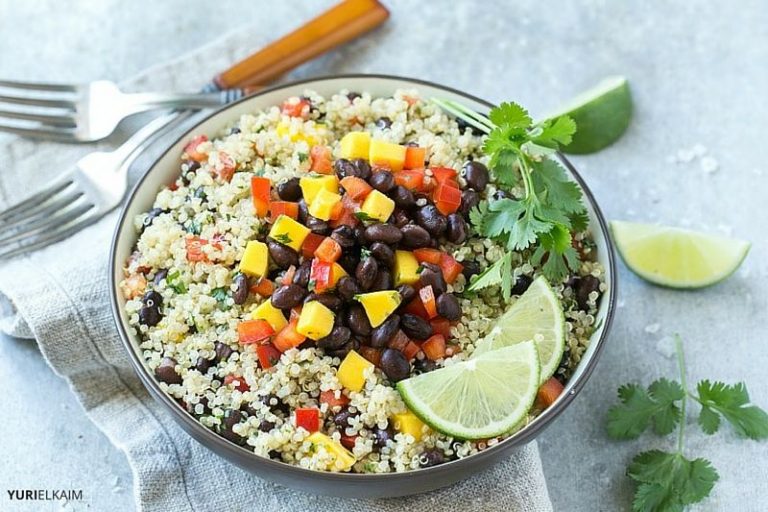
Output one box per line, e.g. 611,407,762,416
123,90,245,111
212,0,389,89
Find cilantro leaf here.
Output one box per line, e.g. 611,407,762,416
468,201,488,233
466,252,512,299
606,379,684,439
531,115,577,149
530,159,585,215
695,380,768,439
488,102,531,131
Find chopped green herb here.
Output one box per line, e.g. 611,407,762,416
166,270,187,294
360,247,372,259
272,233,293,245
211,287,231,310
308,279,316,292
355,211,376,222
298,152,309,163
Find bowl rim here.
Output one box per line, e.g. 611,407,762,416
109,73,617,481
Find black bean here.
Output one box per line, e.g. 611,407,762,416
232,273,249,305
355,257,379,290
370,242,395,267
326,338,360,359
463,161,489,191
391,185,416,209
183,159,201,173
364,223,402,244
329,225,355,248
353,224,366,244
420,448,446,467
415,205,447,237
259,420,277,433
153,269,168,286
214,341,234,363
459,261,479,280
575,275,601,310
511,274,533,296
293,260,312,288
391,209,411,229
371,269,392,291
379,349,411,382
396,284,416,305
141,208,166,233
139,306,162,327
436,293,461,321
347,92,361,102
401,314,433,340
333,409,354,429
339,251,360,276
297,199,309,223
193,187,207,201
346,304,372,336
229,127,241,135
370,170,395,193
372,426,393,448
305,215,330,235
337,276,361,301
267,240,299,269
400,224,431,248
375,117,392,129
261,394,290,415
271,284,307,309
414,358,438,374
370,314,400,348
352,159,371,180
419,263,447,295
219,409,245,445
304,292,343,311
317,325,352,350
334,158,359,179
155,357,182,384
142,290,163,308
277,177,302,201
195,357,212,374
445,214,468,244
456,115,486,136
459,189,480,217
493,189,512,200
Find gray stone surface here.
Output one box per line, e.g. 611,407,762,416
1,0,767,510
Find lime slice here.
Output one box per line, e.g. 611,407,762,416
611,221,750,288
544,75,632,154
473,276,565,383
396,341,540,439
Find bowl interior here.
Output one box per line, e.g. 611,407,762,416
111,74,615,478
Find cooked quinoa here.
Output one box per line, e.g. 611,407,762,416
120,88,606,473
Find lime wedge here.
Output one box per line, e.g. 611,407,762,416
396,341,540,439
473,276,565,383
544,75,632,154
611,221,750,288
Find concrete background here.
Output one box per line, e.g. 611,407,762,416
1,0,767,510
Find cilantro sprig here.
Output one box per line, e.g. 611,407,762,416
607,335,768,511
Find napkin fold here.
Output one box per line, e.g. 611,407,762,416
0,24,552,512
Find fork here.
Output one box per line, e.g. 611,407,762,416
0,79,245,142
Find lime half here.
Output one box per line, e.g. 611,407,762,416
473,276,565,383
544,75,632,154
397,341,540,439
611,221,750,288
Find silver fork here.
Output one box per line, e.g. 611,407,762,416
0,112,190,258
0,79,243,142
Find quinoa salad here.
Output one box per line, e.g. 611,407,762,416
120,89,606,473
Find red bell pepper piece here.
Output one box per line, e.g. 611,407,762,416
535,377,565,409
294,407,320,432
314,237,342,263
422,334,447,361
357,346,382,367
319,390,350,409
340,176,373,200
430,166,457,183
433,180,462,215
301,233,326,260
329,195,360,228
402,297,430,320
281,265,297,286
269,201,299,222
216,152,236,182
310,145,333,174
413,248,443,265
402,341,421,361
185,236,208,262
403,146,426,170
388,329,411,351
250,278,274,298
250,176,272,217
310,258,333,292
439,253,463,284
184,134,208,162
256,343,282,369
237,319,275,344
429,317,452,338
280,97,311,118
223,374,249,392
394,169,425,191
272,317,306,352
340,434,358,450
419,285,438,319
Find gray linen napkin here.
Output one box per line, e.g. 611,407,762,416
0,25,553,512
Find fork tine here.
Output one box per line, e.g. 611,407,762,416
0,79,77,93
0,173,74,222
0,94,75,110
0,189,83,235
0,200,94,246
0,109,76,126
0,122,78,142
0,208,100,260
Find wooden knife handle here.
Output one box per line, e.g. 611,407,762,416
214,0,389,89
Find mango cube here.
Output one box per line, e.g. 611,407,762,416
393,250,420,286
296,301,334,340
329,262,348,289
268,214,311,251
251,300,288,332
355,290,402,327
307,188,342,221
337,350,374,392
239,241,269,278
360,189,395,223
275,121,326,147
300,175,340,205
306,432,356,471
369,139,406,171
339,131,371,160
392,411,427,441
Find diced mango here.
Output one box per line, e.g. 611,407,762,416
393,250,420,286
300,175,340,205
307,188,342,221
239,241,269,278
339,131,371,160
337,350,374,392
251,300,288,332
275,121,327,147
268,215,311,251
306,432,356,471
296,301,334,340
355,290,402,328
392,411,427,442
369,139,406,172
360,189,395,223
329,262,348,289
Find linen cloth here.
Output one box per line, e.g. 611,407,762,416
0,25,552,512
